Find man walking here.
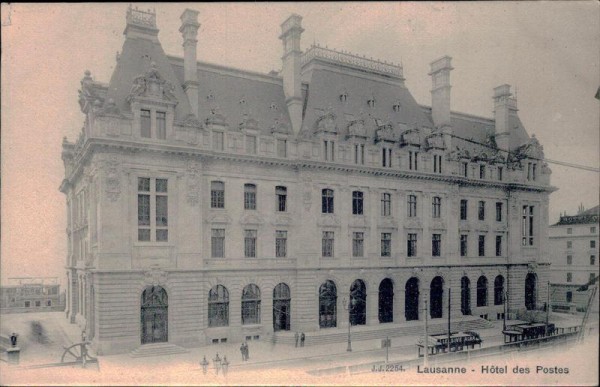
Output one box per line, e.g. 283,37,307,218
300,332,305,347
240,342,245,361
245,341,250,360
294,332,299,348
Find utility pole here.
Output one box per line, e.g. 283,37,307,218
545,281,550,334
503,290,507,331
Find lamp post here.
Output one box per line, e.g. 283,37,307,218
222,356,229,377
503,290,508,331
213,353,222,375
200,356,209,374
342,297,354,352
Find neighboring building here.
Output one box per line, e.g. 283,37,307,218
0,278,64,313
60,7,554,355
549,205,599,312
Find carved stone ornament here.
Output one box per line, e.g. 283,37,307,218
104,158,121,202
315,111,337,134
520,135,545,159
527,263,538,273
375,124,396,143
144,267,168,286
317,214,341,228
240,115,259,131
448,146,470,161
240,212,264,226
186,159,201,206
400,128,421,147
98,98,124,118
181,113,202,128
272,114,291,134
347,119,366,138
127,62,178,104
425,133,445,150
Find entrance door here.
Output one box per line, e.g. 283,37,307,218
141,286,168,344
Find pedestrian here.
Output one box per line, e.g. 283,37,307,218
245,342,250,360
294,332,299,348
300,332,305,347
240,342,246,361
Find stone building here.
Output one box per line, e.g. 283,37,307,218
60,7,553,355
0,278,63,313
549,205,599,312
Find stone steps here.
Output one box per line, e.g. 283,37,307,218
130,343,189,358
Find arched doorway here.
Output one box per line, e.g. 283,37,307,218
241,284,261,325
525,273,537,310
405,277,419,321
494,275,504,305
141,286,168,344
273,283,291,331
461,277,471,315
319,280,337,328
350,279,367,326
378,279,394,323
477,276,488,307
430,276,444,319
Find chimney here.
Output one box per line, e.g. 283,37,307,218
493,84,518,152
124,6,159,41
429,56,453,129
180,9,200,116
279,14,304,135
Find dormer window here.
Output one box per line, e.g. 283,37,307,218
207,93,215,101
367,98,376,108
239,98,246,105
270,102,278,110
527,162,537,181
141,109,151,138
393,101,401,112
156,112,166,139
139,109,167,139
339,92,348,103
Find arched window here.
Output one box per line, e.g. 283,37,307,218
352,191,364,215
244,184,256,210
349,279,367,326
430,276,444,319
525,273,537,310
211,181,225,208
208,285,229,327
494,275,504,306
405,277,419,321
461,276,471,315
319,280,337,328
241,284,261,325
273,283,291,331
322,189,334,214
378,278,394,323
477,276,488,307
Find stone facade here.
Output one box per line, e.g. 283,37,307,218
60,6,553,355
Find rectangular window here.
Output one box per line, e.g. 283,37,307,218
352,191,364,215
408,195,417,217
496,235,502,257
138,177,168,242
25,301,30,308
382,148,392,167
381,233,391,257
322,231,334,257
244,184,257,210
522,205,534,246
567,241,572,249
322,189,334,214
246,135,257,154
211,229,225,258
478,201,485,221
460,200,468,220
479,235,485,257
462,162,469,178
275,230,287,258
567,228,573,234
497,166,503,181
211,181,225,209
496,202,503,222
276,186,287,212
432,234,441,257
213,131,224,151
381,193,391,217
407,233,417,257
567,255,572,265
479,165,486,179
141,109,151,138
354,144,365,165
156,111,166,139
591,227,597,234
460,235,468,257
566,291,573,303
352,232,364,257
277,139,287,158
244,230,257,258
590,273,596,282
566,272,572,283
591,255,596,265
323,140,335,161
432,197,441,218
433,154,442,173
409,151,418,171
591,240,596,249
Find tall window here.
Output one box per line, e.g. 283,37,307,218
496,202,503,222
246,135,257,154
211,229,225,258
208,285,229,327
275,230,287,258
276,186,287,212
477,276,488,307
567,255,572,265
494,276,504,306
210,181,225,208
277,139,287,158
522,205,534,246
566,291,573,303
409,151,418,170
241,284,261,325
141,109,151,138
433,154,442,173
497,166,503,181
213,131,224,150
408,195,417,217
432,196,441,218
382,148,392,167
352,232,364,257
591,255,596,265
462,162,469,178
381,193,391,217
460,235,468,257
432,234,441,257
156,111,166,139
478,201,486,221
323,140,335,161
566,272,572,282
478,235,486,257
137,177,168,242
590,273,596,282
591,240,596,248
244,230,257,258
354,144,365,165
407,233,417,257
319,280,337,328
527,162,537,181
322,231,334,257
495,235,502,256
479,165,486,179
567,241,572,249
244,184,257,210
322,189,334,214
460,200,468,220
567,228,573,235
352,191,364,215
381,233,391,257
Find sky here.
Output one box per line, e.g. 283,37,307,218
1,2,599,285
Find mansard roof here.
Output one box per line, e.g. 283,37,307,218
553,205,599,226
